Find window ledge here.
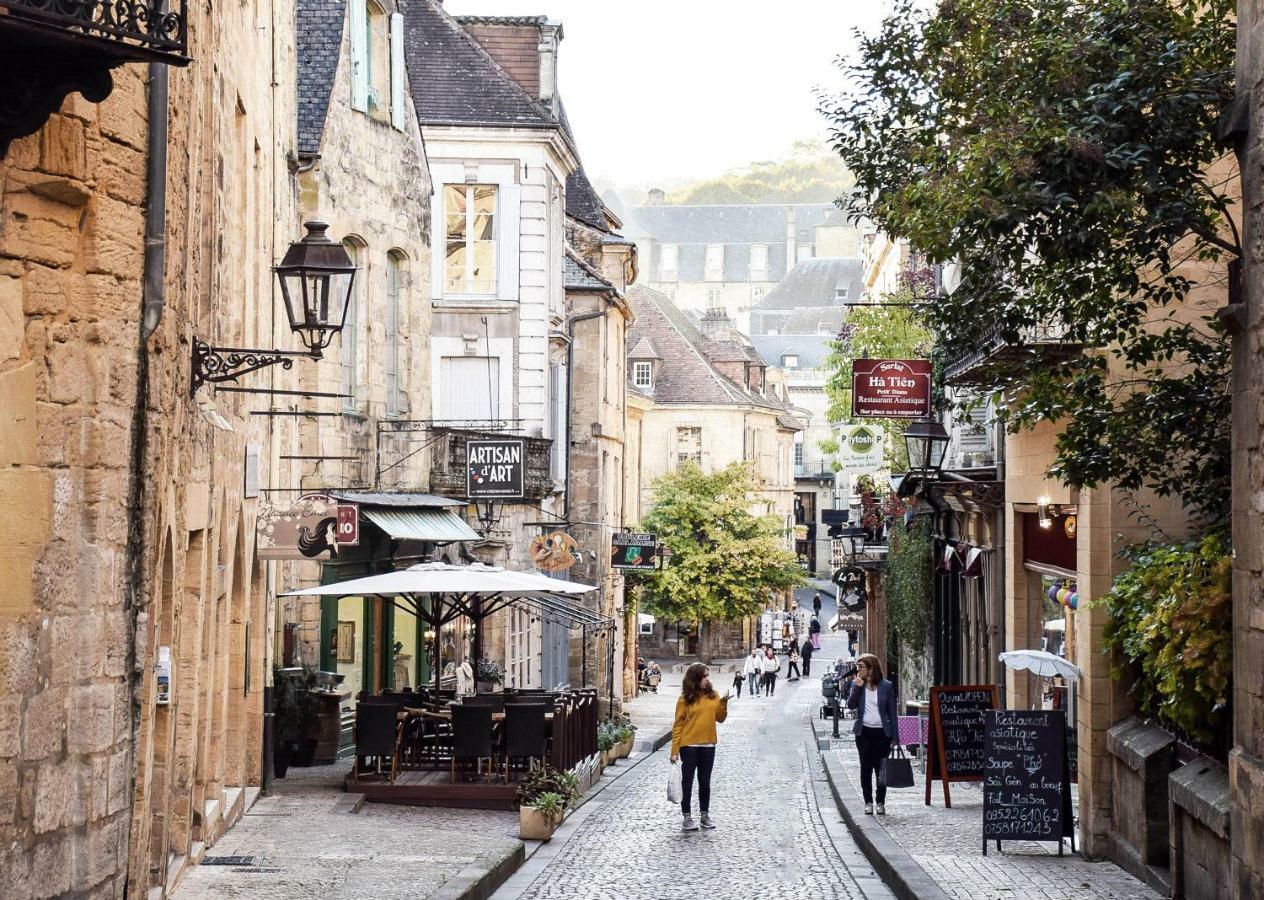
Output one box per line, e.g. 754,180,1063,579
432,299,515,313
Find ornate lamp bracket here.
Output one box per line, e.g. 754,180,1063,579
191,338,310,397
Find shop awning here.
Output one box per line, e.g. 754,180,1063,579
362,508,480,543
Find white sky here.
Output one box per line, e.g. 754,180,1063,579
442,0,890,189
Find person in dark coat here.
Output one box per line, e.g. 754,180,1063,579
799,636,814,677
812,592,823,617
847,653,899,815
809,615,822,651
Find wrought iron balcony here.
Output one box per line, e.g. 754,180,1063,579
429,424,554,502
942,322,1082,387
1,0,190,154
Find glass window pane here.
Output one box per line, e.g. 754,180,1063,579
470,242,496,293
472,185,496,213
445,214,466,241
445,184,467,214
472,213,494,241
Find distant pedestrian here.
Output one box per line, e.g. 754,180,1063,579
732,669,744,698
809,615,822,651
813,591,822,617
800,637,814,677
743,649,761,697
761,647,780,697
847,653,898,816
787,645,801,681
671,663,730,831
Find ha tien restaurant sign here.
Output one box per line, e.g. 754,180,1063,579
851,359,933,419
466,438,525,499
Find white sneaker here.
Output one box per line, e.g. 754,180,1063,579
863,803,874,815
682,816,700,831
700,813,716,829
876,803,886,815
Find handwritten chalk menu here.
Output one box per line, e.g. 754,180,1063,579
982,709,1074,855
925,684,998,807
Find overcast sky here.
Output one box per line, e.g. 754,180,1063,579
442,0,890,190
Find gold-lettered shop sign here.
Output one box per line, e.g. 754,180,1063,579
257,494,359,560
851,359,932,419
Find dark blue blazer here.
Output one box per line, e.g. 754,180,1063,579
846,678,898,739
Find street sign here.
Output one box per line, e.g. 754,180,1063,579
466,438,526,498
851,359,932,419
611,532,658,570
257,494,359,560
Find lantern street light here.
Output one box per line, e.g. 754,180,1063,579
191,221,357,396
903,417,951,480
839,527,867,559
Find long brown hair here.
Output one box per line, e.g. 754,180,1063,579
681,663,716,705
856,653,884,685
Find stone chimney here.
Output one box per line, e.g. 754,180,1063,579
538,20,562,115
700,306,737,343
646,188,665,206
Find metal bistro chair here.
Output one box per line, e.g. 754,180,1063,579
502,703,549,782
449,704,495,783
464,693,506,714
353,702,401,782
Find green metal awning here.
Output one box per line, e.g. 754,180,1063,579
362,507,480,543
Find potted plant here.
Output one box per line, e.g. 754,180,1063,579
515,766,579,841
272,665,319,776
475,657,504,693
614,715,637,758
597,722,616,765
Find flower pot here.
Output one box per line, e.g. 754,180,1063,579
617,738,634,759
476,680,502,694
272,741,294,779
519,806,561,841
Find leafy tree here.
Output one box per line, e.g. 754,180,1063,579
822,275,934,471
672,141,856,205
820,0,1237,522
636,462,805,657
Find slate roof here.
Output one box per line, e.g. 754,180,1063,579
296,0,347,156
566,166,609,232
625,285,794,416
564,247,615,292
452,14,548,26
754,258,865,310
779,306,846,334
749,334,836,370
628,337,661,360
404,0,554,128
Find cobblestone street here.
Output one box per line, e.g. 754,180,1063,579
496,654,883,900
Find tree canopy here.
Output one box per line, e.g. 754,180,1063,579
636,462,805,626
820,0,1237,522
671,141,855,205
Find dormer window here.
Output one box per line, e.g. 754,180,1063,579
835,284,849,302
633,360,654,389
781,354,799,369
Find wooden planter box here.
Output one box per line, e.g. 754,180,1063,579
519,806,562,841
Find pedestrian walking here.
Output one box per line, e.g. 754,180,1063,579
800,636,814,677
761,647,780,697
847,653,898,816
743,649,761,697
732,669,744,698
809,615,822,651
813,591,822,618
786,645,801,681
670,663,730,831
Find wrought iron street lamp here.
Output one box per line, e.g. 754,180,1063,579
840,527,866,558
903,418,951,480
191,221,357,396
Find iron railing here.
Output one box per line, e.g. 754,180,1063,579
1,0,189,61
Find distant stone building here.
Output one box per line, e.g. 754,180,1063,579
626,285,802,660
624,200,859,335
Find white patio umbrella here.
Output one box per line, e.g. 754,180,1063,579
283,562,596,693
1043,618,1066,632
998,649,1082,684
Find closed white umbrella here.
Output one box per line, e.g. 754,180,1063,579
998,649,1082,684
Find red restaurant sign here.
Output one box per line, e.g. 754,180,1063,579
851,359,933,419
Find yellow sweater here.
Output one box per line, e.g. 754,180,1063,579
671,694,729,757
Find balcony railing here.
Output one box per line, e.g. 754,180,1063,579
794,463,836,482
429,425,554,501
1,0,189,61
943,321,1081,387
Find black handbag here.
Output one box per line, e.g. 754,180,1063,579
879,743,915,789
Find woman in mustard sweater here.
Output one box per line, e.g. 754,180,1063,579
670,663,730,831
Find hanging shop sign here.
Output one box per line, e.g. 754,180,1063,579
257,494,359,560
611,532,659,570
837,424,885,496
851,359,932,419
530,530,578,572
466,438,526,499
832,566,868,612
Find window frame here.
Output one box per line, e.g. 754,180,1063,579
443,183,499,297
633,360,653,389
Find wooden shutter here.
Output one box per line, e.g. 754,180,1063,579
497,184,520,302
389,13,405,130
349,0,369,112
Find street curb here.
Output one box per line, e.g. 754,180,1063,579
811,717,952,900
431,842,525,900
635,725,672,753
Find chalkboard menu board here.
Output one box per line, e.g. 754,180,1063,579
982,709,1074,854
925,685,998,807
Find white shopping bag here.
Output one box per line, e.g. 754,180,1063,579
667,760,682,804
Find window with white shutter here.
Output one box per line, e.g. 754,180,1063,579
385,252,403,418
389,13,405,129
439,356,500,423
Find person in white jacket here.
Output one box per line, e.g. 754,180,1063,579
761,647,781,697
743,650,761,697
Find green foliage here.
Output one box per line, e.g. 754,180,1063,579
672,141,855,205
476,657,504,684
1097,531,1232,750
272,665,318,741
822,0,1236,521
597,726,615,752
603,713,636,744
883,519,934,658
637,462,806,625
528,791,565,819
515,765,580,810
822,280,933,471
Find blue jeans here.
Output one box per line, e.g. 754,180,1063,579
679,745,716,816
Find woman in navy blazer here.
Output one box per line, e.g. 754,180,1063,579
847,653,898,815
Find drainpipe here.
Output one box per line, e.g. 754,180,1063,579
563,304,610,519
140,65,169,339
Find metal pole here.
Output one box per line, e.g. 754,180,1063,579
581,624,587,687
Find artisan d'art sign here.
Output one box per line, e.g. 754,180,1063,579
466,438,526,499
